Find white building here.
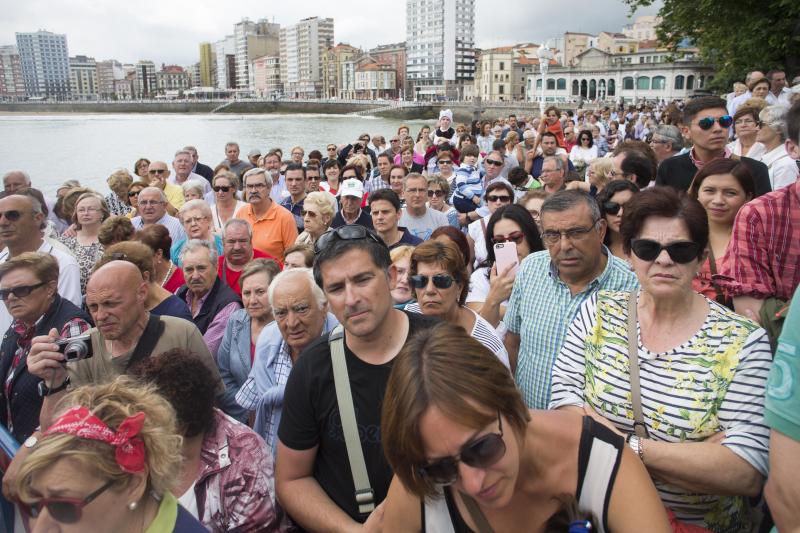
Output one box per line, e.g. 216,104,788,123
214,35,236,89
623,15,661,42
15,30,71,99
355,62,397,99
279,17,334,98
69,55,97,100
406,0,476,100
234,18,280,90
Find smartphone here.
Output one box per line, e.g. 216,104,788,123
494,241,519,276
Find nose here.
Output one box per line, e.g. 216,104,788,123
654,247,673,265
343,282,359,307
285,309,301,329
30,507,59,533
458,462,488,497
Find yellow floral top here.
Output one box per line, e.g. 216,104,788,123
550,290,771,533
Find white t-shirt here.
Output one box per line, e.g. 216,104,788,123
466,266,509,339
178,481,199,519
467,214,492,268
399,207,450,241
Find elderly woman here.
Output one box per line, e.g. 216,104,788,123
427,174,458,228
550,186,772,531
689,159,754,305
381,322,670,531
14,378,206,531
58,192,109,294
170,200,224,266
727,106,766,159
749,77,771,101
135,224,185,294
597,179,640,259
125,180,149,219
181,180,205,203
217,259,281,423
0,253,90,444
105,169,133,216
405,240,509,368
390,245,415,308
283,243,314,269
295,191,335,247
133,157,151,178
757,105,800,190
98,216,135,248
210,171,246,231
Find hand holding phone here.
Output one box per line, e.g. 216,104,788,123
494,241,518,277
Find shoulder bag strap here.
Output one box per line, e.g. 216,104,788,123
459,493,495,533
124,314,165,372
706,247,728,306
328,325,375,517
626,291,649,438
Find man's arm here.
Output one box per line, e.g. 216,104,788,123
504,331,520,375
275,441,362,533
733,296,764,325
765,430,800,531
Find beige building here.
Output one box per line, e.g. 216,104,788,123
156,65,189,92
355,61,397,99
198,42,215,87
596,32,638,55
623,15,661,41
0,45,25,100
279,16,334,98
322,43,359,98
69,55,97,100
475,43,540,102
251,55,282,97
563,32,593,67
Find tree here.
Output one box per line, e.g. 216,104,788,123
623,0,800,90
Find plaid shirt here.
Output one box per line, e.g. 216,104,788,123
719,180,800,301
503,248,638,409
365,173,390,194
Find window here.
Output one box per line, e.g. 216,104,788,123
557,78,566,90
499,62,504,71
499,85,504,94
687,75,695,90
607,78,615,96
546,78,555,90
623,76,634,90
572,79,579,95
652,76,665,90
536,79,542,89
674,75,684,90
636,76,650,90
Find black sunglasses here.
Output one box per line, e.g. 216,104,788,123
427,190,444,198
486,194,511,203
148,169,168,175
630,239,702,264
409,274,456,290
127,190,140,198
0,281,46,300
603,201,623,215
0,210,24,221
313,225,386,254
485,159,504,167
17,479,115,524
213,185,232,192
417,414,505,485
697,115,733,130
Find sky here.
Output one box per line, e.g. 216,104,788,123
0,0,662,66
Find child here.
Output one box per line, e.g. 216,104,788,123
451,144,484,213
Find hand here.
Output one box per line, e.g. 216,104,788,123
582,403,625,437
27,328,68,387
457,212,470,226
488,264,515,304
360,501,385,533
61,224,78,238
472,195,482,205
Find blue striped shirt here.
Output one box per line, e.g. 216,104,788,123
503,248,638,409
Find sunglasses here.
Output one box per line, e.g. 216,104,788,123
485,159,504,167
486,194,511,203
17,479,115,524
697,115,733,130
127,191,140,198
213,185,232,192
438,160,452,165
417,414,505,485
630,239,702,264
410,274,456,290
314,224,386,254
301,209,319,218
492,231,524,245
148,169,168,175
427,190,444,198
0,209,24,221
602,201,625,215
0,281,46,300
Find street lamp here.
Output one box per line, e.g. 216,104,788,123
633,70,639,106
537,45,554,116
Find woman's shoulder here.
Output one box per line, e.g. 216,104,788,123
705,297,763,337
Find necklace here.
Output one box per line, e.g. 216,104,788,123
160,263,174,287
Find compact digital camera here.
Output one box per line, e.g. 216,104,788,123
55,334,94,362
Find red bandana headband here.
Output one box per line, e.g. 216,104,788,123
44,406,147,474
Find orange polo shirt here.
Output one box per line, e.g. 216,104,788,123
234,201,298,260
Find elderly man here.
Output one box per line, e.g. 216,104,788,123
218,219,276,296
280,163,307,233
235,268,339,452
170,150,211,195
503,190,638,409
539,156,567,195
176,240,241,359
766,70,791,106
398,173,448,240
131,186,185,244
649,124,683,164
0,194,81,335
331,178,373,229
262,150,288,203
183,145,214,182
170,199,223,266
147,160,184,209
235,168,298,260
220,141,254,178
2,170,30,195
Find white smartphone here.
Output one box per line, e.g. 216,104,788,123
494,241,519,276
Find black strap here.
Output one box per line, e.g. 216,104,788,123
124,314,165,372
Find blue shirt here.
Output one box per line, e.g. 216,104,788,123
281,195,305,233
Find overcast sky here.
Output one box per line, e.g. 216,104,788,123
1,0,661,66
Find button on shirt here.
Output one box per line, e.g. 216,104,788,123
503,248,638,409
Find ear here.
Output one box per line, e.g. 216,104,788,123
679,124,691,141
121,469,149,506
785,138,800,160
387,263,398,290
596,218,608,243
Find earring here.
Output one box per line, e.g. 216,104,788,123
127,501,138,511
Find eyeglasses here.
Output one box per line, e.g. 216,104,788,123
485,159,504,167
697,115,733,130
213,185,232,192
409,274,456,290
0,210,24,221
76,207,100,214
649,138,669,145
301,209,319,218
0,281,46,300
486,194,511,203
630,238,701,264
137,200,164,207
390,139,400,143
541,220,599,245
183,216,207,225
438,160,452,165
416,413,505,486
602,201,625,215
148,169,168,175
427,190,445,198
314,224,386,254
17,479,115,524
492,231,524,245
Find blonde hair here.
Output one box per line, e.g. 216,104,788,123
390,244,415,263
588,158,615,189
16,377,183,500
304,191,336,219
107,169,134,196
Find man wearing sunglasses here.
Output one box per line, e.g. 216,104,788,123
146,161,185,210
276,226,436,531
656,96,771,196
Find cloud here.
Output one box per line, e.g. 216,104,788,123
0,0,661,66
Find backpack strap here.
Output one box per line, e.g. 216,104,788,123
125,314,165,372
328,325,375,517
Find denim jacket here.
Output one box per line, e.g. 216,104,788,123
217,308,254,423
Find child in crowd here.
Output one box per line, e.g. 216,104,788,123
452,144,484,213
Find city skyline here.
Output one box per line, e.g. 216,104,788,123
0,0,661,66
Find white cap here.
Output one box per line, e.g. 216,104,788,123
340,178,364,198
439,109,453,121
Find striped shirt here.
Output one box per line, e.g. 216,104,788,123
550,290,771,532
131,213,186,246
503,248,638,409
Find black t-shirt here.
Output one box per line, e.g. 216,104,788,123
278,310,438,524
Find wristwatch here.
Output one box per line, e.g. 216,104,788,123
23,435,38,449
627,434,644,460
38,377,70,397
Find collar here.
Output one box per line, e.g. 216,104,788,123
247,200,275,222
197,410,234,481
689,147,731,170
342,208,362,225
548,245,613,291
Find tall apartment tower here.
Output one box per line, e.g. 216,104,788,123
0,46,26,100
279,17,334,98
405,0,475,100
234,18,280,90
214,35,236,89
198,42,216,87
15,30,71,99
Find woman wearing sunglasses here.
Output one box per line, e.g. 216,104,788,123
14,378,206,532
426,175,459,228
404,240,509,368
597,180,640,259
550,187,772,531
569,129,599,179
381,322,670,532
295,191,335,247
467,180,515,269
210,172,246,232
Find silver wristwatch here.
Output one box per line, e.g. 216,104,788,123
628,434,644,460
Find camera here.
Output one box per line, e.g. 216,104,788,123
55,334,94,362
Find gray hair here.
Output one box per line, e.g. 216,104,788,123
225,141,240,150
222,218,253,239
180,180,206,198
653,125,683,150
182,145,198,155
403,172,426,189
243,167,273,190
180,238,217,265
2,170,31,185
178,199,212,219
542,155,565,171
540,189,601,222
759,105,789,141
138,186,167,202
173,150,192,160
268,267,327,311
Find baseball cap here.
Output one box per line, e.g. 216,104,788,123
248,149,262,158
340,178,364,198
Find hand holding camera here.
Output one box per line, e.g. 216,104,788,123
28,328,93,387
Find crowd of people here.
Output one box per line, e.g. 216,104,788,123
0,68,798,533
